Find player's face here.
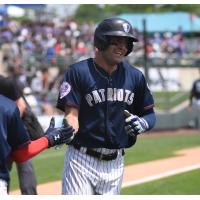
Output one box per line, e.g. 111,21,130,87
103,36,128,65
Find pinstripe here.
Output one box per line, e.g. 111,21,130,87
89,152,98,189
0,179,7,195
62,146,95,194
105,158,110,193
62,146,124,195
106,159,110,193
77,149,84,193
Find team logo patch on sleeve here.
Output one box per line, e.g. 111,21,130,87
60,82,71,99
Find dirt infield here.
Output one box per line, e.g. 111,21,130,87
10,145,200,195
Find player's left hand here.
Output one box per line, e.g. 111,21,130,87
124,110,149,137
45,117,75,147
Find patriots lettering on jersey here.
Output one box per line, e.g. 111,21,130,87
85,88,134,106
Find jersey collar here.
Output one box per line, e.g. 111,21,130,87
92,59,120,78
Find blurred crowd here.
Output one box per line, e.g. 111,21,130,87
132,30,200,66
147,31,186,58
0,18,95,66
0,18,96,115
2,18,200,69
1,18,200,115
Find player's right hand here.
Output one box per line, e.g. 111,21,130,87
45,117,75,147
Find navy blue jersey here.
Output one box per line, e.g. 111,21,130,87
0,95,30,182
57,58,154,149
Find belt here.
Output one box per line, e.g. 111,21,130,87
73,144,125,161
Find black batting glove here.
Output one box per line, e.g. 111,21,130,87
62,118,76,144
45,117,75,148
44,117,55,136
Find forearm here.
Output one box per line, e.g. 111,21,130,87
16,97,26,117
11,137,49,163
142,112,156,131
65,106,79,133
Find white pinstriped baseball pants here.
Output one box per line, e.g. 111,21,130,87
62,145,124,195
0,179,7,195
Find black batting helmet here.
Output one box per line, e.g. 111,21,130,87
94,17,138,56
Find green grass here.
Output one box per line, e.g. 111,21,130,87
10,131,200,191
121,168,200,194
153,91,189,110
124,131,200,165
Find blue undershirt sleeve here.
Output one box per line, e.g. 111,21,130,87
142,112,156,131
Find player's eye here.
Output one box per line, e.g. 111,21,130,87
109,41,118,46
107,36,129,50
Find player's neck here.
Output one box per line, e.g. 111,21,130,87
93,57,117,75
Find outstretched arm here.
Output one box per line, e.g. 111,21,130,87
11,137,49,163
11,117,75,163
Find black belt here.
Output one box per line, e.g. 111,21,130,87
73,144,125,161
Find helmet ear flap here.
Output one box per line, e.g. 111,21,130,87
126,41,134,56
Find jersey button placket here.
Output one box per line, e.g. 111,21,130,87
109,78,112,86
107,77,114,144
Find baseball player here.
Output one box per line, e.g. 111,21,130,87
0,75,39,194
189,74,200,129
0,94,75,195
57,17,156,195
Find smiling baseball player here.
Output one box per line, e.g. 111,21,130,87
57,17,156,195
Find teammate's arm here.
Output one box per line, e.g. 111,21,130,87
11,137,49,163
11,117,75,163
64,105,79,133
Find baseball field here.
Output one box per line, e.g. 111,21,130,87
10,129,200,195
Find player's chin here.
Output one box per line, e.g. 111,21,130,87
110,52,125,64
113,56,124,64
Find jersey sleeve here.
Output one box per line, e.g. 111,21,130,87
56,66,81,112
7,106,30,151
133,74,154,116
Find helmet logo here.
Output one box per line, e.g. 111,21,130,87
122,23,131,33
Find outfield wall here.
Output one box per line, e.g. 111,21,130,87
37,105,200,133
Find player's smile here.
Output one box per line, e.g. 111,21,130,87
101,36,129,65
113,50,125,57
109,37,128,58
